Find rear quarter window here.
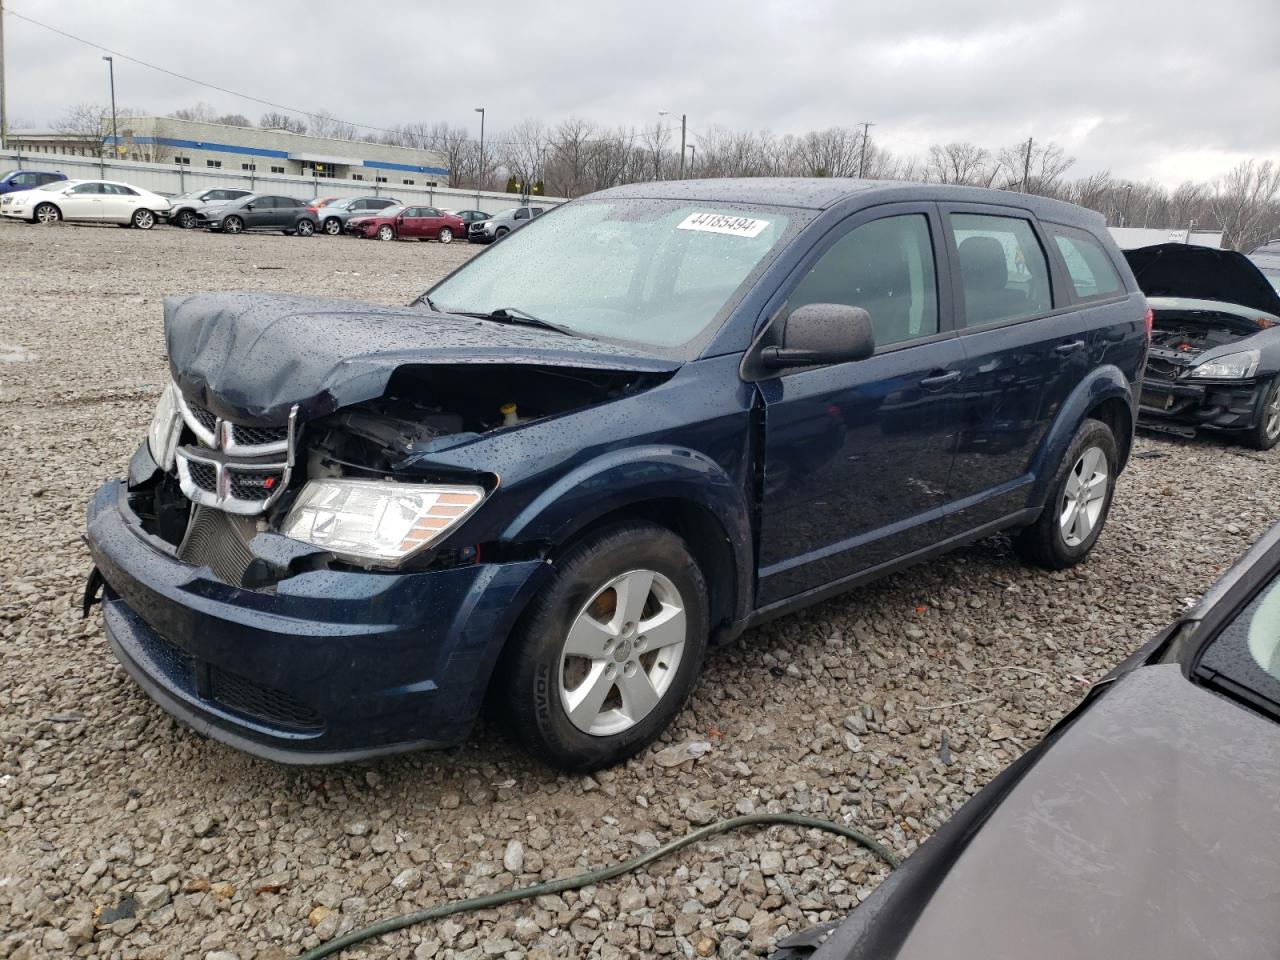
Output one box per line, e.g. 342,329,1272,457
1049,225,1125,301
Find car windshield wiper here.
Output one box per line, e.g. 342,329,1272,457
457,306,580,338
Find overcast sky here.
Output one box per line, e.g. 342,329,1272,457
4,0,1278,187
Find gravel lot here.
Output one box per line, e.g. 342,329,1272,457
2,219,1278,960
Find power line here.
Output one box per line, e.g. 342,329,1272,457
3,7,682,150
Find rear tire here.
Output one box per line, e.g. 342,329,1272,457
438,227,453,243
1245,376,1280,450
296,219,316,237
132,209,156,230
1013,418,1117,569
498,523,709,772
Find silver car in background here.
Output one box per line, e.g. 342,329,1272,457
466,205,545,243
313,196,401,236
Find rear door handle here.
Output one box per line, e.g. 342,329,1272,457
919,369,962,390
1055,340,1086,355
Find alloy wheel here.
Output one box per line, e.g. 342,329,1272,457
1266,390,1280,440
378,225,394,241
178,210,196,229
223,217,243,234
35,204,59,224
1059,445,1108,547
133,209,155,230
558,569,687,737
297,220,315,237
324,218,341,235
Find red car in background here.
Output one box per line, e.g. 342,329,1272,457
347,204,466,243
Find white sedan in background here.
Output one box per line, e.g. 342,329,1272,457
0,179,172,229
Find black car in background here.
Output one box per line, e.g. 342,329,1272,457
199,194,318,237
772,516,1280,960
1127,243,1280,448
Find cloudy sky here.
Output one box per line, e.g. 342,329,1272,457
4,0,1277,186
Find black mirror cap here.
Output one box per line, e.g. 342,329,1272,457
761,303,876,369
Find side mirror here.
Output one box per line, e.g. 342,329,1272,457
761,303,876,369
245,203,255,210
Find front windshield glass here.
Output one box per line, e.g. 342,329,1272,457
1261,267,1280,293
427,199,795,353
35,181,69,192
1196,568,1280,714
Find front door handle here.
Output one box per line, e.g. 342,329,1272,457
1055,340,1086,355
919,369,962,390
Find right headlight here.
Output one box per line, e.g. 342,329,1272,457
146,383,182,471
281,479,486,566
1189,349,1261,380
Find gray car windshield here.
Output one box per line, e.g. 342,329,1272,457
427,199,794,353
1197,568,1280,716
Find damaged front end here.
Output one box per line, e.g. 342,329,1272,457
1138,301,1276,437
84,292,678,761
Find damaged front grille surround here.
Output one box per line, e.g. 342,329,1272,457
173,393,298,517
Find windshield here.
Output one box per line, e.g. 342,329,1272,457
1196,566,1280,716
491,208,520,219
1261,267,1280,293
427,199,795,353
0,169,15,180
35,181,70,192
376,205,406,218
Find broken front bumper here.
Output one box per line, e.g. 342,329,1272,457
1137,376,1269,436
84,480,548,763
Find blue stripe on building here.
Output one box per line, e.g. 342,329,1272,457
103,136,450,177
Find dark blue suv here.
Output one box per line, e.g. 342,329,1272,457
84,180,1149,771
0,169,67,194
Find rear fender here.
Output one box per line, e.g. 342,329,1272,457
1028,365,1136,507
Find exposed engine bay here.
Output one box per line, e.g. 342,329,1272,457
127,364,665,584
1149,319,1246,358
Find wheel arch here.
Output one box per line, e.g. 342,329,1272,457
1029,365,1136,506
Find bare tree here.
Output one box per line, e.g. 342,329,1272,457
308,110,358,141
502,119,549,197
996,140,1075,196
926,142,997,185
260,112,308,134
788,127,860,177
1210,160,1280,250
640,121,671,181
546,117,600,197
54,102,111,138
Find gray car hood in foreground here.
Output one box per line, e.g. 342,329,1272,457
165,292,678,424
815,663,1280,960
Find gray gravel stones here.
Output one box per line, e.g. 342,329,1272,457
3,220,1279,958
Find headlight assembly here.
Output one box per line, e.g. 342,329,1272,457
281,479,486,566
1189,350,1261,380
146,383,183,470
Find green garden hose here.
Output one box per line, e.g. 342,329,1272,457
295,812,899,959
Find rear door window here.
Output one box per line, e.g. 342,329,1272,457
788,213,940,348
948,213,1052,326
1048,225,1125,301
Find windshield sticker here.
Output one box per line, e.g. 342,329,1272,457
677,212,770,238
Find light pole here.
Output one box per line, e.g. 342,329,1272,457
659,110,687,178
686,143,695,177
474,106,485,206
102,56,118,164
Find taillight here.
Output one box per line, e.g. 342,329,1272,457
307,206,318,214
1143,307,1153,338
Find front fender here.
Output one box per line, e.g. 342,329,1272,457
501,444,755,623
1029,364,1136,506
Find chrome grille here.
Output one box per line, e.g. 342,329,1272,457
176,391,289,457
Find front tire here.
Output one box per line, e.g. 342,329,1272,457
222,215,243,235
498,523,709,772
437,227,454,243
377,225,394,241
34,203,60,224
1013,418,1117,569
1245,377,1280,450
132,209,156,230
494,226,509,240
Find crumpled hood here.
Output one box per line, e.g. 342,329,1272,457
165,292,678,423
1125,243,1280,317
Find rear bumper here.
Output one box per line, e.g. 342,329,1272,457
86,481,549,763
1137,377,1269,435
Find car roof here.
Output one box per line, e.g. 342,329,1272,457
589,177,1102,225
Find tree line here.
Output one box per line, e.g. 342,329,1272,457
49,101,1280,251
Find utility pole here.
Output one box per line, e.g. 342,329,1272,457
687,144,695,177
1021,136,1033,193
474,106,485,206
103,56,118,168
857,121,875,178
0,0,8,151
660,111,687,178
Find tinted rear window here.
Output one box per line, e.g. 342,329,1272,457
1049,225,1124,301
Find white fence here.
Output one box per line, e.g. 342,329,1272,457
0,150,565,211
